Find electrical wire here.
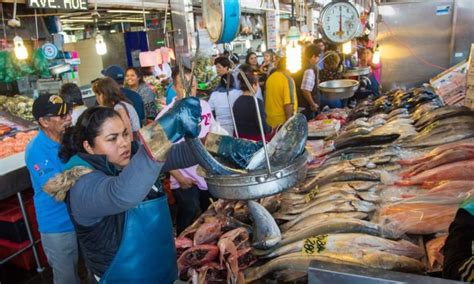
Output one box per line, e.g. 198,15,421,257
380,20,447,71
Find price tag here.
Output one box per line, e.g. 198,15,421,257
323,119,333,125
305,186,320,203
302,235,328,255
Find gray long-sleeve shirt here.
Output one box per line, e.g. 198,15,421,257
69,143,198,227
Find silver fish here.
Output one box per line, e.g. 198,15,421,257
248,200,281,249
246,114,307,170
276,218,398,249
279,212,368,233
280,193,360,215
244,251,424,282
260,233,425,259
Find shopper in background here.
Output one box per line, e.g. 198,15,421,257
237,64,264,101
360,47,381,84
44,97,202,282
208,75,242,135
245,52,259,72
443,198,474,282
101,65,145,126
125,67,158,119
259,50,274,75
297,44,321,120
319,51,344,108
265,57,298,128
214,56,238,91
314,39,326,70
233,71,272,141
59,83,87,126
93,77,140,136
166,67,196,105
156,73,213,234
25,94,80,284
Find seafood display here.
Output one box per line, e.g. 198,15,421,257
176,86,474,282
0,95,34,121
0,130,37,159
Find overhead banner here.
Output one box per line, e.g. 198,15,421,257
27,0,88,10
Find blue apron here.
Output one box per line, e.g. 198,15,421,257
100,195,177,283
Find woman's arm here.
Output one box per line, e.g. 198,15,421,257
69,146,162,226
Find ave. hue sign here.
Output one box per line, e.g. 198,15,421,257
28,0,88,10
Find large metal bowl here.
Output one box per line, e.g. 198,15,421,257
343,66,370,77
319,79,359,100
205,151,309,200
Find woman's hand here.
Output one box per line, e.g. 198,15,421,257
178,176,195,189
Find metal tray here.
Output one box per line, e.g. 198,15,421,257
319,79,359,100
206,151,309,200
343,66,371,77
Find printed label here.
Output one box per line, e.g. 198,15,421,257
305,186,320,203
302,235,329,255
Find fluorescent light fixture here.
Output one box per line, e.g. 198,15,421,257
107,10,150,14
111,19,144,23
61,19,94,23
63,27,85,31
69,16,92,19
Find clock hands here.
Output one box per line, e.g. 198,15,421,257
336,7,344,38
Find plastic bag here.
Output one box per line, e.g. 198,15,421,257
378,202,458,236
32,48,51,78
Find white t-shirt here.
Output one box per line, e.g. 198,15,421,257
114,101,140,132
71,105,87,126
156,98,215,190
207,89,242,135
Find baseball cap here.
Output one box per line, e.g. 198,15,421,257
32,93,71,121
101,65,125,84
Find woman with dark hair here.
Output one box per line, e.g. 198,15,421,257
93,77,140,136
60,82,87,126
125,67,158,119
232,72,272,141
45,98,202,283
245,52,259,72
207,75,242,135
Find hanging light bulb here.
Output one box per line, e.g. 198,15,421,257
342,41,352,55
372,46,381,64
281,36,287,47
286,25,301,73
245,38,251,49
95,34,107,55
13,36,28,60
260,41,266,52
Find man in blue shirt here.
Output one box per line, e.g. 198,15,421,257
25,94,80,284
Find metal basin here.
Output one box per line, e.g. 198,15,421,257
319,79,359,100
206,151,309,200
343,66,370,77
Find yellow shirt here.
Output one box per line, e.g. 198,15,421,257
265,71,298,128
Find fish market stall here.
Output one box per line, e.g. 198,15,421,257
174,82,474,282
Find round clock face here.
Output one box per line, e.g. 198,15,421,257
202,0,223,43
320,1,360,44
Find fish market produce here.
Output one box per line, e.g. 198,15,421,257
426,235,447,271
279,212,368,232
378,202,458,235
395,160,474,186
0,130,37,159
257,233,424,259
0,95,34,121
248,200,281,249
276,218,398,249
244,250,424,282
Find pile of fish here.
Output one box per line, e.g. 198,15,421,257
178,86,474,282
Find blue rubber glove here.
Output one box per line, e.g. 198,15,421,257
205,133,262,169
138,97,202,161
157,96,202,142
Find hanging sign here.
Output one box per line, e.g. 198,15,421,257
28,0,88,10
